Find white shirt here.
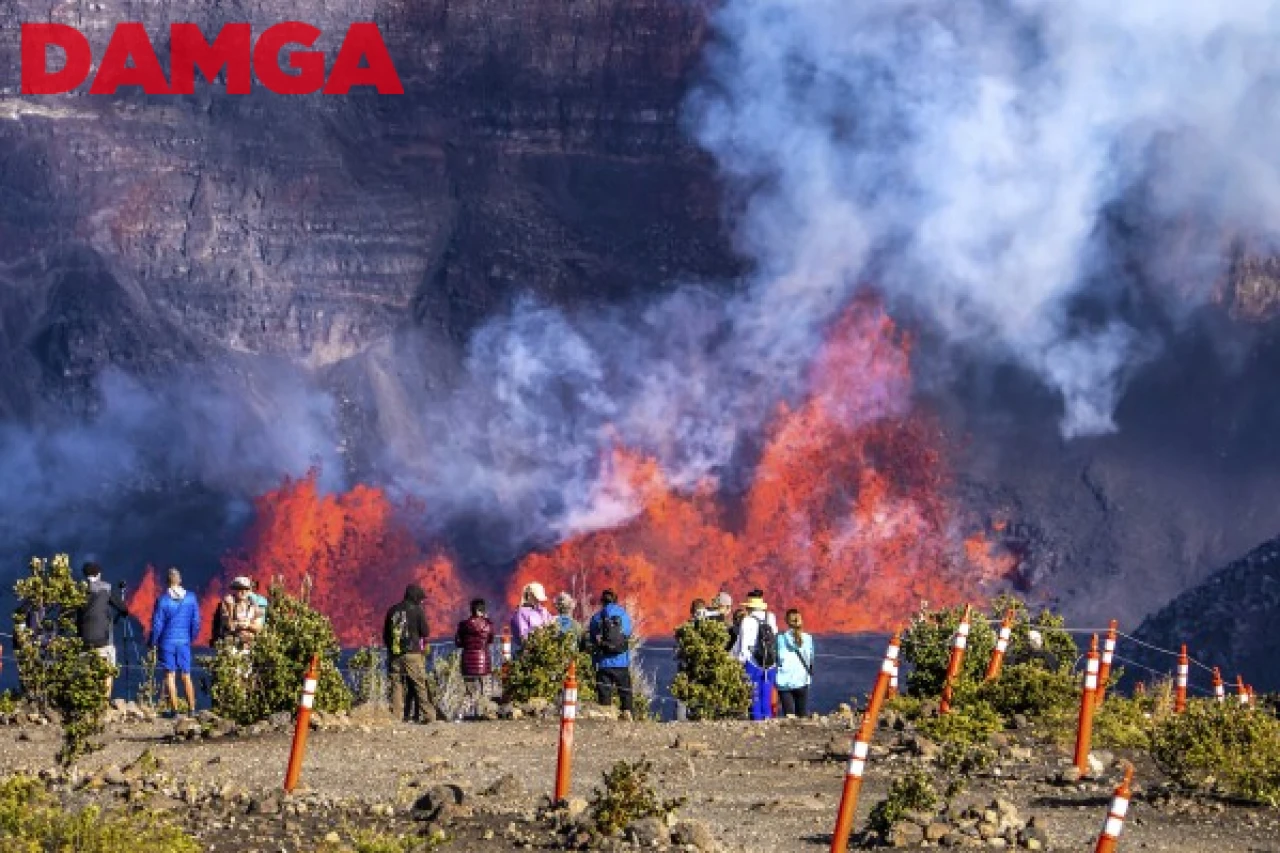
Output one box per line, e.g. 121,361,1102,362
732,610,778,664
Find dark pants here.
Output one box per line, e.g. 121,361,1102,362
595,666,633,714
389,653,431,722
778,686,809,718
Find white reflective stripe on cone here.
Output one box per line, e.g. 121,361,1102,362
303,679,317,693
847,758,866,778
881,660,895,674
1111,797,1129,818
954,636,967,649
886,645,900,661
1104,638,1116,651
301,693,315,710
998,627,1011,640
1104,817,1125,838
852,741,869,760
564,688,578,703
563,704,577,720
957,622,970,636
1087,660,1100,674
995,639,1008,653
1085,675,1098,690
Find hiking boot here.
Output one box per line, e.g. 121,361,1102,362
619,710,634,722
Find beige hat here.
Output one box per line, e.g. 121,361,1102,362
525,582,548,603
231,576,252,590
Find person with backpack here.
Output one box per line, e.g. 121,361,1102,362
731,590,778,720
775,608,814,718
587,589,634,719
383,585,432,723
77,562,129,698
216,577,264,647
150,567,200,717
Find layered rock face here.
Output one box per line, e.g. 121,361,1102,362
0,0,733,414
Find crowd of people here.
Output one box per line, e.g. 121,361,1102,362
14,562,816,722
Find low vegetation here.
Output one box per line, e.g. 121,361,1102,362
206,585,352,725
589,759,686,836
669,617,752,720
501,625,595,705
1150,700,1280,805
0,774,198,852
13,554,114,765
867,770,939,837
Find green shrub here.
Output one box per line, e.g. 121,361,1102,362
13,554,114,765
867,770,939,837
0,774,198,852
1149,701,1280,805
918,700,1003,747
589,760,685,836
348,646,388,707
669,618,751,720
0,691,14,714
901,603,997,699
207,585,351,725
1093,694,1158,750
502,625,595,705
975,662,1077,719
426,650,466,720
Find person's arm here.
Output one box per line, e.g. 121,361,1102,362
620,609,634,637
415,609,430,650
384,608,396,651
189,596,201,643
151,598,168,645
250,601,264,633
110,586,129,620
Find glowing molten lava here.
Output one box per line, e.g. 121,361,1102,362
512,302,1014,633
212,471,465,645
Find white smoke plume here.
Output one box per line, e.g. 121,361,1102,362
687,0,1280,436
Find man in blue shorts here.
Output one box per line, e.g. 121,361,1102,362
150,567,201,716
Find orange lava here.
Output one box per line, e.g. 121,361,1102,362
213,471,466,645
512,302,1015,633
125,564,162,638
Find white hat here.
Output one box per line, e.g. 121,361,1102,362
525,582,548,603
231,576,252,590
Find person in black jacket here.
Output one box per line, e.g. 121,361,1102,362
383,585,433,722
78,562,129,698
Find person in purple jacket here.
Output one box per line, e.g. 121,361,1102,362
509,582,554,654
150,567,201,716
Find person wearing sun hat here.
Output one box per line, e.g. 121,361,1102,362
731,588,779,720
218,576,264,647
510,581,555,653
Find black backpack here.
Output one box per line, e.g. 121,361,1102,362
751,616,778,668
595,612,629,657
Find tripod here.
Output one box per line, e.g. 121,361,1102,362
117,580,137,704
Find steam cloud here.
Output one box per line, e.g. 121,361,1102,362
688,0,1280,436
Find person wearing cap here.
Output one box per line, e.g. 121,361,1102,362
510,582,555,653
77,561,128,699
731,589,779,720
706,591,732,623
553,592,582,639
218,576,265,647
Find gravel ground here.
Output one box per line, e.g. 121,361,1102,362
2,711,1279,852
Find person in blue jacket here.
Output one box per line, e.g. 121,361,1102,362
587,588,634,719
151,567,201,716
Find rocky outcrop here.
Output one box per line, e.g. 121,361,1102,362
0,0,736,414
1133,534,1280,690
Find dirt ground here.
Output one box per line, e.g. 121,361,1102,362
2,712,1279,852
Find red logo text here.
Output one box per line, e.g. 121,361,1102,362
21,22,404,95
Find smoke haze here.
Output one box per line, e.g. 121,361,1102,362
688,0,1280,436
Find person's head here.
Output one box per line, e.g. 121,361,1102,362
786,608,803,640
82,562,102,579
600,588,618,607
523,582,548,607
404,584,427,605
231,576,252,599
470,598,487,617
743,590,768,613
554,592,575,616
690,598,707,619
712,591,732,611
167,567,182,589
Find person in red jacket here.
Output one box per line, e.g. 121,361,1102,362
455,599,494,710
